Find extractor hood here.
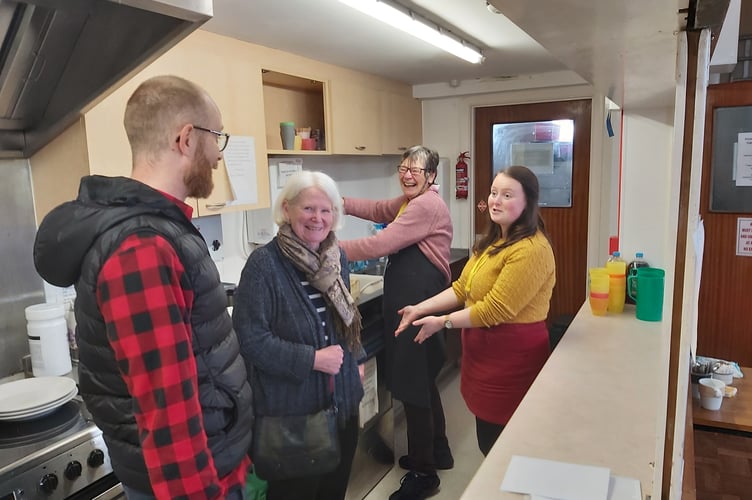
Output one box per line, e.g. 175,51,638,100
0,0,211,158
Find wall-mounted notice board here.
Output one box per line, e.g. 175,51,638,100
710,106,752,213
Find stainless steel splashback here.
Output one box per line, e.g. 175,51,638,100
0,159,44,377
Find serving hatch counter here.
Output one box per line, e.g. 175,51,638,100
461,302,665,499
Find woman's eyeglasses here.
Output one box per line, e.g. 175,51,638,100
397,165,425,176
193,125,230,152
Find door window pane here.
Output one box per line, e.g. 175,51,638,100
491,119,574,207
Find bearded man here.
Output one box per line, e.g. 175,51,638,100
33,75,252,500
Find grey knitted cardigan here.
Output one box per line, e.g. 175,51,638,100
232,238,364,419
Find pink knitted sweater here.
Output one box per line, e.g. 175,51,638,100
340,189,453,283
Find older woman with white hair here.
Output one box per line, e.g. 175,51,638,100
233,170,364,500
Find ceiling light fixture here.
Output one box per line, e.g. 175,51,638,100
339,0,484,64
486,2,502,15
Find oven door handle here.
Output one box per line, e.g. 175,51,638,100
92,483,125,500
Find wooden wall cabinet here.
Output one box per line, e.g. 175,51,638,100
380,90,422,155
329,79,382,155
262,70,327,155
30,30,270,221
30,29,424,223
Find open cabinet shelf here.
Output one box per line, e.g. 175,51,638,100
262,69,327,153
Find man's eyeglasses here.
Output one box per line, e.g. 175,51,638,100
194,125,230,152
397,165,425,176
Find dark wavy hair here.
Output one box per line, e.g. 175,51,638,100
473,165,551,256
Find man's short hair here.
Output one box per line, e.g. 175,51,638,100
124,75,212,157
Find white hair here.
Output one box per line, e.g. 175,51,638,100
272,170,344,231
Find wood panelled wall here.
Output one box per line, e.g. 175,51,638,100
697,81,752,367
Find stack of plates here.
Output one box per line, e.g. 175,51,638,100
0,377,78,422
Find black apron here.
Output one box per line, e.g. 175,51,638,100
382,244,447,407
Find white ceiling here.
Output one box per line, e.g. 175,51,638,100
203,0,687,108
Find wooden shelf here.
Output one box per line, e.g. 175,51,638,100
262,69,326,152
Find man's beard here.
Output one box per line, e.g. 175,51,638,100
184,141,215,199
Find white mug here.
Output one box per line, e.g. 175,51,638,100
698,378,725,410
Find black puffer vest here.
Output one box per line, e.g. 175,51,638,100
34,176,253,493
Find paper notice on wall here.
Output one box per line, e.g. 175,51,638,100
737,217,752,256
735,132,752,186
277,159,303,188
223,136,258,205
510,142,554,175
692,218,705,356
358,357,378,428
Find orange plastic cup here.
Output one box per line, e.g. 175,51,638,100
589,267,610,316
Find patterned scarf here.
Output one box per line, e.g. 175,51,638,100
277,224,362,351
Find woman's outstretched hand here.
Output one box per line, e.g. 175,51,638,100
395,305,421,336
396,305,443,344
411,316,442,344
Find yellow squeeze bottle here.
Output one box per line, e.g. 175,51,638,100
606,252,627,313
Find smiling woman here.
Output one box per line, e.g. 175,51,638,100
340,145,454,499
232,169,364,500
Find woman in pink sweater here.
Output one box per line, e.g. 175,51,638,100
340,146,452,500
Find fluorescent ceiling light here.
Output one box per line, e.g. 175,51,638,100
339,0,484,64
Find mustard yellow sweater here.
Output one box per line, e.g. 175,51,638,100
452,231,556,327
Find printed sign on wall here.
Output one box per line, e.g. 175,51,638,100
737,217,752,256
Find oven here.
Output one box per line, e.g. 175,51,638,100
346,293,394,500
0,399,120,500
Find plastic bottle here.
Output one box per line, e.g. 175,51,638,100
625,252,649,304
605,251,627,313
25,303,73,376
371,223,388,269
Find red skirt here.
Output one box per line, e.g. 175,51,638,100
460,321,550,425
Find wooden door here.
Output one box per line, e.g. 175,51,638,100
474,100,592,325
698,81,752,367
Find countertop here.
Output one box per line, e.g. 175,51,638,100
461,303,664,499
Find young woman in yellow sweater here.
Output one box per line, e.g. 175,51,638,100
396,165,556,455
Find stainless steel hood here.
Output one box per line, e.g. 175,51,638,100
0,0,211,158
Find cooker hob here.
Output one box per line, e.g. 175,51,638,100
0,398,114,500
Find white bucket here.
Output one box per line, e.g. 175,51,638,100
25,303,72,377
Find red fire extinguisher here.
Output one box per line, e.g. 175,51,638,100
455,151,469,199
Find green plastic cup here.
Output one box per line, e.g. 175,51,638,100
628,267,664,322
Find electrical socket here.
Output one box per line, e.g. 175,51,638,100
193,214,224,263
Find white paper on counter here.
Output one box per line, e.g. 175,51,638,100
529,475,640,500
223,136,257,205
500,455,610,500
607,475,641,500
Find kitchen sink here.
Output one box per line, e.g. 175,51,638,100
350,273,383,305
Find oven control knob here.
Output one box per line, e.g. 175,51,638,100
39,473,59,493
65,460,83,479
87,449,105,468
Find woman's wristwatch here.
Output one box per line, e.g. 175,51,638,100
443,315,453,329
